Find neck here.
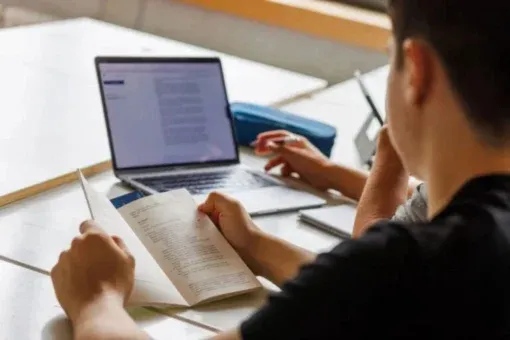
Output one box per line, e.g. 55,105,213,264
425,136,510,219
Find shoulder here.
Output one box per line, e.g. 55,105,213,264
335,219,422,256
392,183,428,223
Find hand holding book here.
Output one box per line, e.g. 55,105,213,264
56,171,261,309
51,220,136,323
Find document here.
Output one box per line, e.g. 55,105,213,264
155,77,209,146
99,61,238,168
79,171,261,307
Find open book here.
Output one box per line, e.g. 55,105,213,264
78,171,261,307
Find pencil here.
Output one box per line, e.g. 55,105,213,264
250,135,302,147
354,70,384,126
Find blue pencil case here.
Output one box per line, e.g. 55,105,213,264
230,102,337,157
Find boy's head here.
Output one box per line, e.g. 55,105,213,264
385,1,510,178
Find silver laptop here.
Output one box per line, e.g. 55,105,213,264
95,57,325,215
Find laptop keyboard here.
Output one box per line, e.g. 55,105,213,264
134,169,276,195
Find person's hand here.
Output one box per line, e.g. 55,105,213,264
198,192,261,266
51,220,135,323
373,125,406,172
353,125,409,237
254,130,334,190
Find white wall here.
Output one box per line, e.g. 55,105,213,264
0,0,388,83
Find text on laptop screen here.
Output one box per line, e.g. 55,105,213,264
98,61,238,169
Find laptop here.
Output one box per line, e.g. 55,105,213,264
95,57,326,215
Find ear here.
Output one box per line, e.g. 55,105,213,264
402,39,432,106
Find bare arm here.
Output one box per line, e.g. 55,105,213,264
73,294,148,340
244,231,316,287
353,128,409,238
325,163,416,202
324,164,369,201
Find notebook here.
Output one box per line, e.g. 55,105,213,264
79,171,261,307
299,205,357,238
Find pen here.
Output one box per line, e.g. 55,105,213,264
354,70,385,126
250,135,302,147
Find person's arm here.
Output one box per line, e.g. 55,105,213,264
198,192,316,289
73,294,148,340
323,163,369,201
353,127,409,238
255,129,415,202
324,160,417,202
244,231,316,287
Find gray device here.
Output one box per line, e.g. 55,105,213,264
95,57,326,216
355,114,379,167
353,70,383,167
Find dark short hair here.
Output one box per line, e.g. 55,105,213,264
388,1,510,146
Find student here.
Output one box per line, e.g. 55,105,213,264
51,1,510,339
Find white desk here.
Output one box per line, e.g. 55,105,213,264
0,65,387,335
0,18,326,205
313,65,388,112
0,260,214,340
0,18,326,105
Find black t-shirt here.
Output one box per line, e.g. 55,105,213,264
241,175,510,339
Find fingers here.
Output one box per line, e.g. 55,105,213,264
278,144,313,158
78,221,132,261
79,220,104,235
264,156,285,172
198,191,234,213
71,235,84,248
198,195,215,214
256,130,305,144
264,144,310,170
261,137,309,171
51,250,68,281
198,191,238,215
112,235,128,253
255,133,309,156
376,125,389,142
281,163,294,177
112,236,135,266
211,211,221,225
254,130,291,155
266,138,307,152
256,130,291,142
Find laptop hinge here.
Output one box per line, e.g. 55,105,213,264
115,162,240,178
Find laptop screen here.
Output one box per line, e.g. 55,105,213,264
97,59,238,170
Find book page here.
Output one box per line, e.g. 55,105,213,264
118,189,261,306
78,172,187,307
